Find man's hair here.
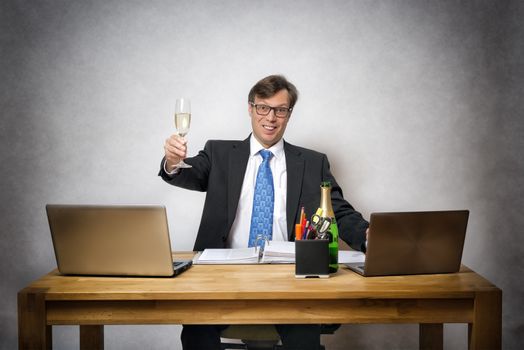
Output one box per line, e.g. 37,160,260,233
248,75,299,108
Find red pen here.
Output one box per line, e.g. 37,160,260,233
300,207,307,229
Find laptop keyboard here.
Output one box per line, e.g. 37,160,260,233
173,261,186,268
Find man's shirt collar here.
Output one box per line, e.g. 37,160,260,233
249,135,285,160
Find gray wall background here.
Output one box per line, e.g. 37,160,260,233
1,0,523,349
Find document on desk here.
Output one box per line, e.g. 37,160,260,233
194,247,260,264
193,241,295,264
193,242,365,265
260,241,295,264
338,250,366,264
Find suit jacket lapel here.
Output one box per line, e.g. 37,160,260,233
227,137,250,230
284,142,304,240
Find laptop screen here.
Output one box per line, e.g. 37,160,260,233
349,210,469,276
47,205,179,276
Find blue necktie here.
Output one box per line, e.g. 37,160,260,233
248,150,274,248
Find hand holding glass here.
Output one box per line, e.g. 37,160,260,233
174,98,192,168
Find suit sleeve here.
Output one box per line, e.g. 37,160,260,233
158,140,213,192
321,155,369,252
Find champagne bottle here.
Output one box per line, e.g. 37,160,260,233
319,181,339,273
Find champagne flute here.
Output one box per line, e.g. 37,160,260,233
174,98,192,168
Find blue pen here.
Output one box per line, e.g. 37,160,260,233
302,220,309,240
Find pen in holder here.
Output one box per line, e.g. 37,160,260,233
295,239,330,278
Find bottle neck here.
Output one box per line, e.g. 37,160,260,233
320,186,335,218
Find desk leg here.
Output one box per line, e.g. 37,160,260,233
419,323,443,350
468,290,502,350
80,325,104,350
18,291,51,350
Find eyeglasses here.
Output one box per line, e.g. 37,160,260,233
250,102,292,118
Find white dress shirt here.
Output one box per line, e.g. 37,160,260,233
227,136,288,248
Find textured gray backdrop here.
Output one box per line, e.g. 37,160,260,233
1,0,523,349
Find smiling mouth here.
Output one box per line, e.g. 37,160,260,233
263,125,276,131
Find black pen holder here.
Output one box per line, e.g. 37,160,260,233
295,239,330,278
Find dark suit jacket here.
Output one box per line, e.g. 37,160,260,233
159,137,369,252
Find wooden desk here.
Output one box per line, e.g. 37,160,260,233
18,257,501,350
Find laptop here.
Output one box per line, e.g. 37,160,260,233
46,204,192,277
345,210,469,277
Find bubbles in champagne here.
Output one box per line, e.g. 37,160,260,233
175,113,191,136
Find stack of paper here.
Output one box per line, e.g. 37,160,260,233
193,242,295,265
260,241,295,264
338,250,365,264
194,247,260,264
192,242,366,265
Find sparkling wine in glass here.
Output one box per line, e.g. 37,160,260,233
174,98,192,168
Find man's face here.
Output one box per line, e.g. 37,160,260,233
249,89,291,148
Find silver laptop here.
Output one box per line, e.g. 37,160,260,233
345,210,469,277
46,204,192,277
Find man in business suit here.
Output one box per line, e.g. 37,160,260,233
160,75,369,350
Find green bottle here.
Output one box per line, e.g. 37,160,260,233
319,181,339,273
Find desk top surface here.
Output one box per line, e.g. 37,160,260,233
20,253,499,301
